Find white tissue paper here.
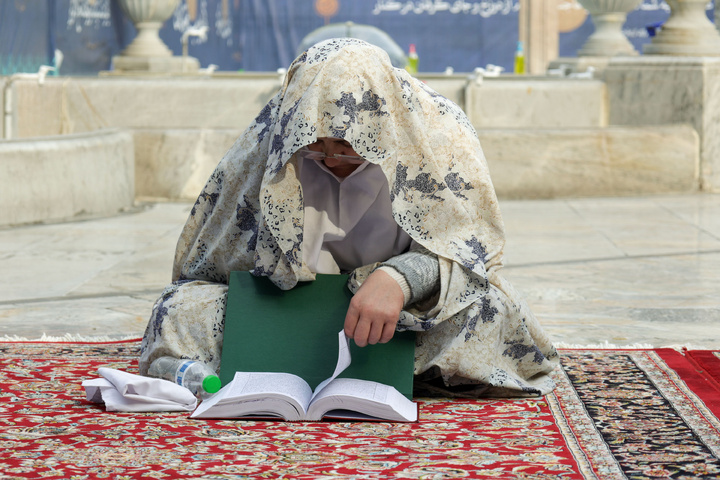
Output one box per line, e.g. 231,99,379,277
82,367,198,412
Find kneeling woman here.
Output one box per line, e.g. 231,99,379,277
139,38,558,397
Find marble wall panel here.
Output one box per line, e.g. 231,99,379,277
466,78,608,128
135,125,700,202
8,75,609,138
481,125,699,199
605,56,720,192
0,129,135,226
10,76,281,139
133,128,241,199
2,73,705,208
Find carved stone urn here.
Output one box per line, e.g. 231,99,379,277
576,0,644,56
118,0,179,57
644,0,720,55
113,0,199,73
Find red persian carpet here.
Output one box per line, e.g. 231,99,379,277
1,340,719,479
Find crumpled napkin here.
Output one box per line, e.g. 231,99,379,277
82,367,198,412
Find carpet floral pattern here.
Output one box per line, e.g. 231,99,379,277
1,341,719,479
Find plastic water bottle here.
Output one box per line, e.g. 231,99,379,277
406,44,419,75
514,41,525,75
148,357,222,397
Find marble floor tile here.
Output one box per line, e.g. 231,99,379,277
504,252,720,348
0,295,153,339
0,250,128,302
0,195,718,349
0,203,189,302
655,194,720,239
565,197,720,256
501,199,625,266
70,228,180,297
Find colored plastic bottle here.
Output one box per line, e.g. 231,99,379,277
406,44,419,74
514,41,525,75
148,356,222,397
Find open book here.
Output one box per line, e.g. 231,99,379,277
191,331,418,422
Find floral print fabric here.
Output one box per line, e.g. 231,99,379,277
140,38,558,395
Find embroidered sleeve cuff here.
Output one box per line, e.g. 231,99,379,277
376,266,412,305
379,246,440,306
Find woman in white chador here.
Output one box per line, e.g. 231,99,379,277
140,38,558,396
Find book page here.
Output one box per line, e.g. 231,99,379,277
191,372,313,419
307,377,418,422
231,372,313,409
311,330,351,399
313,377,388,403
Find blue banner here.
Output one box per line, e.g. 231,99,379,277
0,0,713,75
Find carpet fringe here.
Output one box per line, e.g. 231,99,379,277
0,335,711,351
553,341,706,351
0,333,142,343
554,340,654,349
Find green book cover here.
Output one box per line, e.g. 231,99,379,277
220,271,416,399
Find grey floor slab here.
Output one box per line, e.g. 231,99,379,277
1,194,718,348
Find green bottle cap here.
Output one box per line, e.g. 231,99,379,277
202,375,222,394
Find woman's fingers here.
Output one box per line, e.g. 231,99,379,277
344,302,360,340
351,314,372,347
366,316,386,345
346,312,393,347
344,270,404,347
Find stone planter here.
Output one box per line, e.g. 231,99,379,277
576,0,643,56
118,0,180,57
113,0,199,73
644,0,720,55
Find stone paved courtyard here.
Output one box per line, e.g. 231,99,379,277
1,193,718,348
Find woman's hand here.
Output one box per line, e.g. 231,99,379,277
344,269,404,347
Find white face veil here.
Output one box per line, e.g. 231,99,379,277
298,151,412,274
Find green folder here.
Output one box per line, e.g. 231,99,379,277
220,271,416,399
